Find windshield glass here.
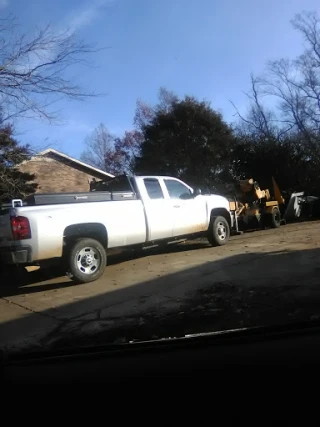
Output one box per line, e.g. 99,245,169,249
1,0,320,356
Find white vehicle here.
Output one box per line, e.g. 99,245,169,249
0,175,233,283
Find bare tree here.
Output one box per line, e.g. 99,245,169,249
263,11,320,141
133,88,178,130
231,74,280,140
81,123,143,175
232,10,320,149
81,88,181,176
261,58,313,142
0,15,100,124
80,124,115,172
114,130,143,173
133,99,154,130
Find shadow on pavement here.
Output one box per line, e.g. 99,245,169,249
1,221,318,298
1,246,320,353
0,240,210,297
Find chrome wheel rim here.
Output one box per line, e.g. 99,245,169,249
217,221,227,240
76,246,100,275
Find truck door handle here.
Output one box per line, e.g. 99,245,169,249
173,205,181,208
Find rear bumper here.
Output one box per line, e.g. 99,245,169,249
0,246,32,264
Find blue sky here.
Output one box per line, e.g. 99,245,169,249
1,0,320,159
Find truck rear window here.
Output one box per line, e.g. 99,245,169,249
91,175,133,192
144,179,164,199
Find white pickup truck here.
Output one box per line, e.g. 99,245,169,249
0,175,233,283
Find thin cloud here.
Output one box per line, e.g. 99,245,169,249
17,0,113,72
66,0,114,33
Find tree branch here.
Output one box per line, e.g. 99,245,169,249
0,17,105,124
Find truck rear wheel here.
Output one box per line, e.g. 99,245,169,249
67,238,107,284
207,216,230,246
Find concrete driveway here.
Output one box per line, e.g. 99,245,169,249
1,221,320,352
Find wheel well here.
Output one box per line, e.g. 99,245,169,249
210,208,231,226
63,223,108,248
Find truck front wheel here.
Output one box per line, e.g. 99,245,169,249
67,238,107,284
207,216,230,246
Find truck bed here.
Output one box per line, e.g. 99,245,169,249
24,190,137,206
20,174,138,206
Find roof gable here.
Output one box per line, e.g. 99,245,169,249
36,148,115,178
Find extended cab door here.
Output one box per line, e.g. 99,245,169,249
162,178,207,236
139,178,174,241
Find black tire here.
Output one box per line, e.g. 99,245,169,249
270,207,281,228
208,216,230,246
67,238,107,284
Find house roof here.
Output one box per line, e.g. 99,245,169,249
37,148,115,178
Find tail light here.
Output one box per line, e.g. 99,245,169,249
11,216,31,240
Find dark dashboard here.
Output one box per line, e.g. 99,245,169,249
3,321,320,383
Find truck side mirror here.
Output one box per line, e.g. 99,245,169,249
193,188,202,197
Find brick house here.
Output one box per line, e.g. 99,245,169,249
19,148,114,193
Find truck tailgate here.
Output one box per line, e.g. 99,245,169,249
0,208,33,264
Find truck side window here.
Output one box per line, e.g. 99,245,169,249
144,179,164,199
164,179,192,199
